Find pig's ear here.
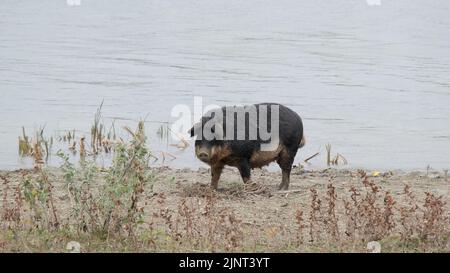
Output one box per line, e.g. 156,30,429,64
188,122,201,137
188,126,195,137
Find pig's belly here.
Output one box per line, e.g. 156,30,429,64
249,145,282,168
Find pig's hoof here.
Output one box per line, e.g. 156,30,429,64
243,178,252,184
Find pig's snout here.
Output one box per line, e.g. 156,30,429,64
198,152,209,160
195,146,211,162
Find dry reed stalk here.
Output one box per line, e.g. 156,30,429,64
80,136,86,158
304,152,319,163
326,144,331,166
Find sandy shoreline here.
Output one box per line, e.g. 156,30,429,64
1,166,449,225
1,166,449,252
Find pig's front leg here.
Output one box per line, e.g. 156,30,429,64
210,164,224,190
237,159,251,184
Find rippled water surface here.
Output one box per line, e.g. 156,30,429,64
1,0,450,170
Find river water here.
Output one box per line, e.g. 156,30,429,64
1,0,450,170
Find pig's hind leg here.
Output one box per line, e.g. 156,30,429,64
277,147,296,190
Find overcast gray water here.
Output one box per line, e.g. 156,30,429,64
1,0,450,170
